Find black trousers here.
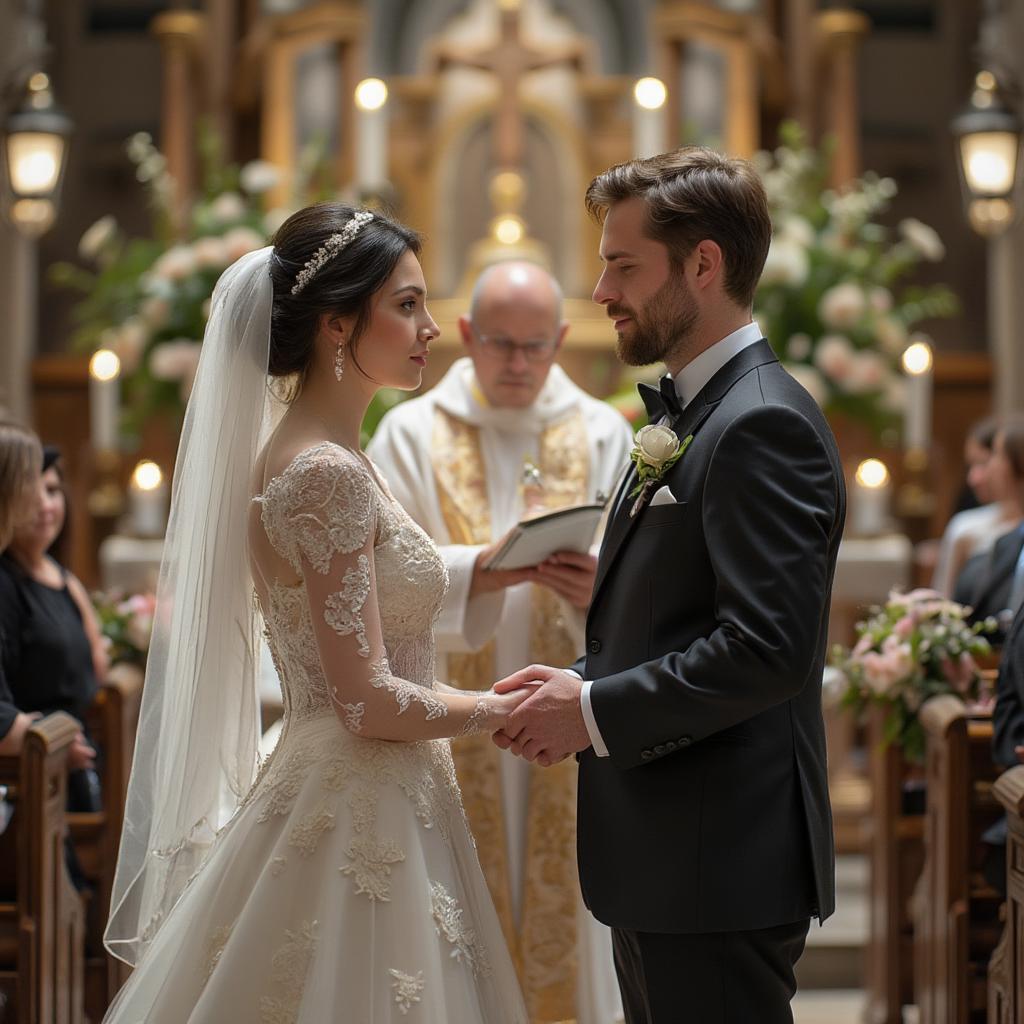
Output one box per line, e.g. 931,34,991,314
611,919,811,1024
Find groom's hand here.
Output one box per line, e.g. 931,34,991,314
491,665,590,766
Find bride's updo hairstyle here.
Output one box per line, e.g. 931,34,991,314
268,203,421,381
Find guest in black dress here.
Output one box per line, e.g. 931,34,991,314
0,422,46,756
0,445,101,806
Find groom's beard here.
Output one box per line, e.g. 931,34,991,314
609,273,699,367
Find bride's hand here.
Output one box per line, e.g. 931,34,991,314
486,685,535,731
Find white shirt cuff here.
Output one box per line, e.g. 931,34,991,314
578,679,610,757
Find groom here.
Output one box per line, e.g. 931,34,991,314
494,147,845,1023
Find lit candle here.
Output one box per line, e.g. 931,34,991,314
89,349,121,452
354,77,388,193
633,77,667,158
851,458,892,537
901,338,933,452
129,460,168,538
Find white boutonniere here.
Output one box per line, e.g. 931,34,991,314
628,424,693,517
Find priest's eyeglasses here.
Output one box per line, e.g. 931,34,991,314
469,326,559,363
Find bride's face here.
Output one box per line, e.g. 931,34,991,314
353,250,439,391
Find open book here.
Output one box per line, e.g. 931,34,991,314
483,503,605,571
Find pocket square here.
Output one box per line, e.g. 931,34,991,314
649,485,677,506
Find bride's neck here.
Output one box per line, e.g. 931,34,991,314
290,368,374,449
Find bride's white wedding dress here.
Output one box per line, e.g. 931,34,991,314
103,442,527,1023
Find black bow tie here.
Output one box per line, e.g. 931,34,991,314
637,376,683,422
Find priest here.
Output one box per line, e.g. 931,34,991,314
368,260,632,1024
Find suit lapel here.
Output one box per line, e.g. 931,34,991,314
973,529,1023,609
589,338,779,615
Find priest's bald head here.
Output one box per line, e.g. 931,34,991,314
458,261,570,409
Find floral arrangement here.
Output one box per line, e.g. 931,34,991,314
753,122,958,436
51,129,395,440
832,588,996,762
92,590,157,667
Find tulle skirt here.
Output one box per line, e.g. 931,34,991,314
103,713,528,1023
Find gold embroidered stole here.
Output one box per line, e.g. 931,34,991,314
432,405,588,1024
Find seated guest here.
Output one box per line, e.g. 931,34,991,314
933,416,1013,596
0,437,97,797
0,422,43,756
955,416,1024,637
983,605,1024,896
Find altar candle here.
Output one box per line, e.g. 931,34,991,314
633,77,667,158
129,460,168,537
354,77,388,192
851,458,892,536
89,349,121,452
901,339,933,452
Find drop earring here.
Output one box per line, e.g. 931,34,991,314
334,342,345,381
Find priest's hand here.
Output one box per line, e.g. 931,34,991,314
469,531,539,598
491,665,589,766
535,550,598,609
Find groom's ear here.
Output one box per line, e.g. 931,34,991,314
691,239,724,292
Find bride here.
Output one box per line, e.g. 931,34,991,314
102,205,531,1022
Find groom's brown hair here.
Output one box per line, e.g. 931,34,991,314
585,147,771,308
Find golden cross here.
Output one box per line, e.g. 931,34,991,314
436,1,584,170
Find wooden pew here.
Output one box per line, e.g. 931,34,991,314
68,662,143,1020
0,713,85,1024
865,703,927,1024
987,764,1024,1024
914,697,1003,1024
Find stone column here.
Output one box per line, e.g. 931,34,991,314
0,223,35,423
988,0,1024,417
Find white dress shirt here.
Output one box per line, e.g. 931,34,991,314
578,322,764,756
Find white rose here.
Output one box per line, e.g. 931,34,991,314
240,160,282,195
875,315,908,356
78,215,117,262
787,333,812,361
846,350,889,394
150,339,201,382
110,317,148,374
761,237,808,286
139,295,171,330
869,287,893,314
818,283,866,329
635,424,680,469
192,235,229,270
223,226,265,262
786,363,828,407
152,244,196,282
813,334,856,386
779,215,815,248
209,192,247,224
899,218,945,261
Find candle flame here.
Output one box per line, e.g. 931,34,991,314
855,458,890,489
355,78,388,112
634,77,667,111
90,349,121,382
901,340,932,376
132,460,163,491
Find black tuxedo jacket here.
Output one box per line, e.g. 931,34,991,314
572,339,845,934
961,525,1024,635
994,605,1024,769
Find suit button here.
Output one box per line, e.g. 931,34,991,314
679,736,692,747
666,741,677,751
654,744,665,755
588,639,602,654
641,750,652,760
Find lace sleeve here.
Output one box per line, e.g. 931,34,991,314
284,447,502,741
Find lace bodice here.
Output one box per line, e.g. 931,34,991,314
253,443,497,742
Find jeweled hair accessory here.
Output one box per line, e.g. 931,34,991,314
290,210,374,296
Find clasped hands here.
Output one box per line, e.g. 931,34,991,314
489,665,591,767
